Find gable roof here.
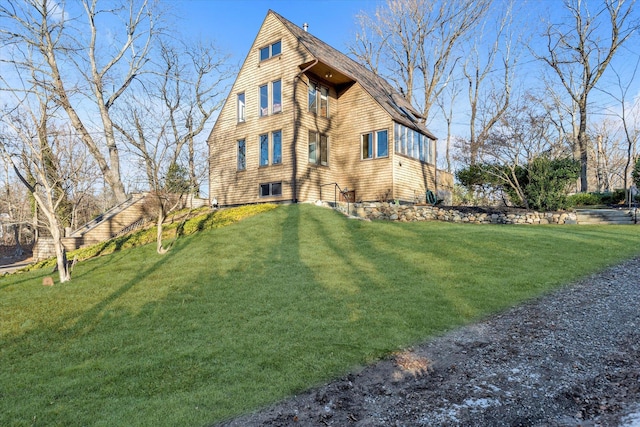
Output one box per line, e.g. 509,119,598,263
270,10,437,140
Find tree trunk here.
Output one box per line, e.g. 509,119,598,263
53,238,70,283
578,104,589,192
156,204,168,255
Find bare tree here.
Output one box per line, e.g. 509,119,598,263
114,40,231,254
436,78,461,173
0,93,88,282
350,0,492,121
536,0,639,192
0,0,161,204
597,58,640,199
478,95,573,208
0,163,34,252
462,0,519,164
155,41,232,196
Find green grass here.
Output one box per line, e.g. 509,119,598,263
1,204,639,426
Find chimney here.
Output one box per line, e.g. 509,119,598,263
303,23,308,32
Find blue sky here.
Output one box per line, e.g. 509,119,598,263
173,0,378,60
170,0,639,114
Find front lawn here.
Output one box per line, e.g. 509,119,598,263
1,204,639,426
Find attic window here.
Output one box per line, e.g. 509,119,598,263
389,94,418,123
400,107,417,122
260,40,282,61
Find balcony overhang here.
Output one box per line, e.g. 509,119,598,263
299,59,354,90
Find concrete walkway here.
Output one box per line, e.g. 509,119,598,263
0,257,33,275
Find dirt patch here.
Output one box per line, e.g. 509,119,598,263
217,258,640,426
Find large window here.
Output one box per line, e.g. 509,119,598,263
308,82,329,117
377,130,388,157
259,80,281,117
237,139,246,171
308,131,328,166
259,134,269,166
259,40,282,62
237,92,245,123
259,85,268,117
361,130,388,160
260,182,282,197
259,131,282,167
272,80,281,114
272,130,282,164
362,133,373,159
394,123,433,163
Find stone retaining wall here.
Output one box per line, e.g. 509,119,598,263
336,202,578,225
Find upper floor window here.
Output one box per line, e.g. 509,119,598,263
259,85,268,117
272,80,282,114
309,131,328,166
362,133,373,159
237,139,246,171
259,134,269,166
394,123,433,164
272,130,282,165
308,82,329,117
259,130,282,167
259,80,282,117
237,92,245,123
361,130,388,160
259,40,282,61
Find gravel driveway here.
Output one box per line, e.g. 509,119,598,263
218,257,640,426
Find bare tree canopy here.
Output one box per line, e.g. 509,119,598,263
596,58,640,198
462,0,520,165
535,0,639,192
113,38,232,254
350,0,492,121
0,84,95,282
0,0,161,204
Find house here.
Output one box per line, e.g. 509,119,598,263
208,10,453,207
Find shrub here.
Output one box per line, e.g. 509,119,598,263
567,192,602,207
456,157,579,211
599,189,626,205
632,157,640,187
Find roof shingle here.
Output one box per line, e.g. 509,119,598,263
271,10,437,140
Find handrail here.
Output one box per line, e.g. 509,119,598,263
320,182,353,215
68,193,145,237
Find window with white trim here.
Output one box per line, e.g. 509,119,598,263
361,130,388,160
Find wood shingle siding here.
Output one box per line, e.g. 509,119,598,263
208,10,453,207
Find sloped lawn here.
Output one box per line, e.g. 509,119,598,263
1,204,639,426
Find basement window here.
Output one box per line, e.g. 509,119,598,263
259,182,282,197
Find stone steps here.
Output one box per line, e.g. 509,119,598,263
575,208,636,225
